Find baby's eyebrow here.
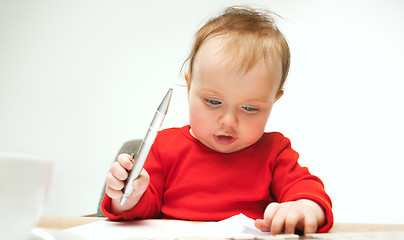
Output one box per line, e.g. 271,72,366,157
198,88,224,96
242,96,271,104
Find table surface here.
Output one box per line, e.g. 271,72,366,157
37,215,404,233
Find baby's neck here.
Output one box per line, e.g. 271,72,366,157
189,128,197,139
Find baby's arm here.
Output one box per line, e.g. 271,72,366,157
255,199,325,235
105,153,150,215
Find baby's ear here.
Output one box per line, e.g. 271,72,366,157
275,89,284,102
185,72,191,93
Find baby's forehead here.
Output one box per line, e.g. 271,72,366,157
193,35,283,92
197,34,282,76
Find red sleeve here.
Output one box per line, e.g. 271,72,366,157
270,136,333,233
100,194,121,220
100,186,160,220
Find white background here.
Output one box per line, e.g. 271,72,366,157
1,0,403,223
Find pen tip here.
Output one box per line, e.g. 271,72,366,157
158,88,172,113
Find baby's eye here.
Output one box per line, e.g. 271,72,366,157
204,99,222,106
242,106,259,113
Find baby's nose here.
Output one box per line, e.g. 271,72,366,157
219,109,238,127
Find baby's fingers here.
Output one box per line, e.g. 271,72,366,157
303,217,318,234
284,210,302,234
254,219,270,232
111,153,134,181
105,171,125,200
105,172,124,190
110,162,129,181
105,185,123,199
117,153,134,171
270,206,288,235
255,202,281,232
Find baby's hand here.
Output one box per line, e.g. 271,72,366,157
105,153,150,214
254,199,325,235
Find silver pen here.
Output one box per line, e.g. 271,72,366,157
120,88,173,206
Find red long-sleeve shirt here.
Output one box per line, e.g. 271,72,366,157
102,125,333,232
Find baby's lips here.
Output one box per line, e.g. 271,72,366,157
214,135,237,145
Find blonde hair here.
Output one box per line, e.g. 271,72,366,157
183,6,290,92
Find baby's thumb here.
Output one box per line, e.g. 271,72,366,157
132,169,150,191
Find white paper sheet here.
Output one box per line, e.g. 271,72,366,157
65,213,269,239
65,214,404,240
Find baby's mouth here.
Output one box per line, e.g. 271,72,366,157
214,134,237,145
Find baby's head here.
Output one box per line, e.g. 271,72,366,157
184,6,290,153
184,6,290,94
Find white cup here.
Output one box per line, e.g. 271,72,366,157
0,152,52,240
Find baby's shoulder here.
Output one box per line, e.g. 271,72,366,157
154,126,191,150
258,131,293,150
261,131,286,142
157,126,186,140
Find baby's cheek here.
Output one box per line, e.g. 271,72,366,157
241,126,265,146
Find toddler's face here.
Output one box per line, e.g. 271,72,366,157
187,36,283,153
